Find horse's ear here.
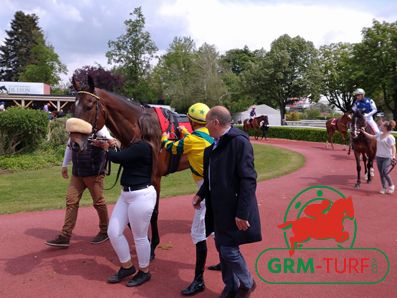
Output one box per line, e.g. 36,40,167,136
72,76,80,91
87,75,95,92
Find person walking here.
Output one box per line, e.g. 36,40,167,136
93,111,161,287
361,120,396,194
45,119,112,247
162,102,216,295
193,106,262,298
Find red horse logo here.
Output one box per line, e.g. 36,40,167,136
278,197,354,256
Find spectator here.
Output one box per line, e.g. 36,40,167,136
45,119,112,248
193,106,262,298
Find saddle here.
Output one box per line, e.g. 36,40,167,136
153,107,193,174
153,107,192,139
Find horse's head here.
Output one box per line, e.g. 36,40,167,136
351,111,366,139
257,115,268,125
70,75,106,151
341,112,352,124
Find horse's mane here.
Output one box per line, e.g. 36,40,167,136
98,88,144,110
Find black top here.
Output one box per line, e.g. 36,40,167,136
107,140,152,188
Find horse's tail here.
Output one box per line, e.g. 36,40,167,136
278,221,293,230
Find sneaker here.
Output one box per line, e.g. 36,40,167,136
107,266,136,284
90,232,109,244
45,235,70,247
387,185,395,194
379,188,386,195
126,270,151,287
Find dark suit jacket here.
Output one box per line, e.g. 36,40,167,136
197,127,262,247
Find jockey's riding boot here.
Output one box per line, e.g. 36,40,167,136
181,240,207,296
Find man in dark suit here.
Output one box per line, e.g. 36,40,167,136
192,106,262,298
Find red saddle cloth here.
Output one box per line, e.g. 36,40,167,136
153,107,192,139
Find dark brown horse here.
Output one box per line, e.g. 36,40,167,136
70,75,189,259
350,111,377,189
243,115,268,140
325,112,352,151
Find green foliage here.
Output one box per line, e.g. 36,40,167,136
285,112,301,121
354,20,397,119
242,126,346,144
106,6,158,100
19,43,67,85
47,117,69,147
241,34,322,120
0,11,65,84
319,43,358,112
302,108,321,119
0,107,48,154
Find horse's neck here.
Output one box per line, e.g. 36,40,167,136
97,89,141,146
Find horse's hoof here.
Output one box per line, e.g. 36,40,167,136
354,184,360,189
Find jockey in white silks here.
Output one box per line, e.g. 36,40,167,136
351,88,380,134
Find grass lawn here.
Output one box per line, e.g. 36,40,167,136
0,143,304,214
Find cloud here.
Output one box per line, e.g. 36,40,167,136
158,0,382,52
0,0,394,85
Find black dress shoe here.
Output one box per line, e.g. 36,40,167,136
181,279,205,296
126,270,151,287
107,266,136,283
208,263,221,271
235,280,256,298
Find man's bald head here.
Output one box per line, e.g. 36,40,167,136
207,106,232,127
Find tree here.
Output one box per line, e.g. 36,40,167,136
319,43,359,112
72,65,124,92
19,43,67,85
354,20,397,119
221,46,257,75
0,11,44,81
152,37,198,111
0,11,66,85
242,35,322,121
106,7,158,100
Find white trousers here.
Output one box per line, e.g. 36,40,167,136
365,116,380,134
191,180,206,244
108,186,156,268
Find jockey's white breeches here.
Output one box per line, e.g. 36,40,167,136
365,116,380,134
191,180,206,244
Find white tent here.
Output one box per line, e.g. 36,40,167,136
233,104,281,126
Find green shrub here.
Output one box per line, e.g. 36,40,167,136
0,107,48,154
285,112,301,121
302,108,321,119
47,117,69,147
0,144,65,170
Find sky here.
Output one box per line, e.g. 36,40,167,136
0,0,396,85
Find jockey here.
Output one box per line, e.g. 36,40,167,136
161,102,214,296
250,105,257,119
352,88,380,134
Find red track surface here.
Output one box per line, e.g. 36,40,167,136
0,139,396,298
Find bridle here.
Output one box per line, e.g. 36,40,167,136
77,90,103,140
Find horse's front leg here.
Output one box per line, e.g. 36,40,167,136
367,157,374,183
354,153,361,189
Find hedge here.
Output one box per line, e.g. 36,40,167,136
0,107,49,154
236,125,396,144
